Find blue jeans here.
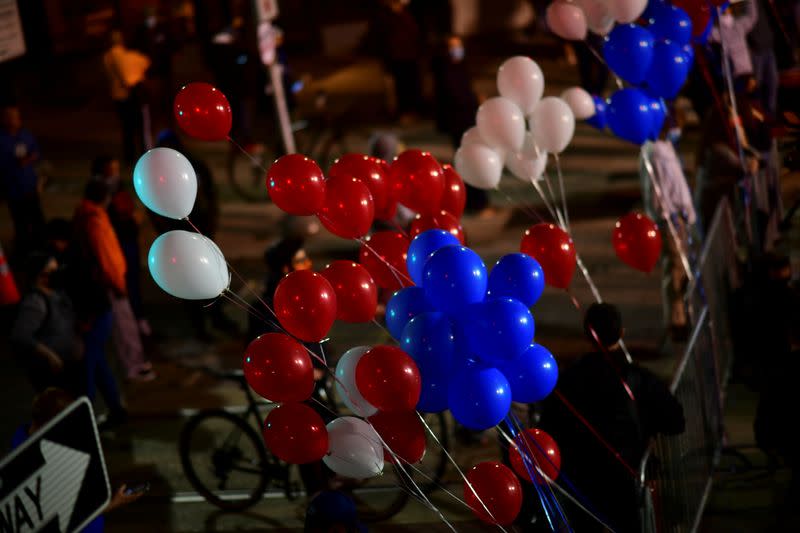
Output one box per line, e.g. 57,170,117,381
84,310,123,412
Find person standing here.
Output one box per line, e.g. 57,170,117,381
10,252,84,396
103,30,150,165
748,0,779,118
374,0,424,122
539,303,685,532
640,128,697,340
0,106,44,260
71,180,128,427
712,0,759,91
431,35,490,214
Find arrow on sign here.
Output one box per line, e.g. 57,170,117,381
0,440,90,533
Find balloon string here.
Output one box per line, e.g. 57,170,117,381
507,413,572,532
415,413,511,532
553,154,570,231
586,42,623,91
226,135,268,173
371,318,394,341
553,390,638,478
640,146,694,282
497,420,616,533
356,237,414,288
500,418,557,532
502,418,573,533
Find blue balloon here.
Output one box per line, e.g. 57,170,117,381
457,297,535,363
682,44,695,66
643,40,691,100
607,88,653,145
423,246,487,315
448,364,512,430
487,253,545,308
647,5,692,46
407,230,460,286
648,97,667,140
586,95,607,130
496,344,559,403
401,312,456,413
385,287,432,339
603,24,655,85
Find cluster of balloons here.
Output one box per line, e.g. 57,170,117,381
266,150,466,243
248,336,426,477
455,56,594,190
380,229,559,433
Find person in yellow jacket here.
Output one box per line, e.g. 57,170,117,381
103,30,151,165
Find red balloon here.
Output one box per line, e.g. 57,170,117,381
266,154,326,215
520,223,576,289
389,150,445,216
317,175,375,239
173,82,232,141
409,210,466,244
613,212,662,273
329,154,391,219
440,164,467,219
355,346,421,412
274,270,337,342
672,0,711,37
263,403,329,464
359,231,411,291
368,411,426,464
463,461,523,526
243,333,314,402
321,261,378,323
509,428,561,484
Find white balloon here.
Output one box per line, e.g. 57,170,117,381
576,0,615,35
455,143,504,190
334,347,378,417
546,1,588,41
497,56,545,115
475,97,526,152
460,126,485,148
323,417,384,479
561,87,596,119
530,97,576,154
148,230,229,300
609,0,647,24
134,147,197,220
506,133,548,181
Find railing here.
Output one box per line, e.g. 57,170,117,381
640,199,741,533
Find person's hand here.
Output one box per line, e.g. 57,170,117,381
106,484,145,512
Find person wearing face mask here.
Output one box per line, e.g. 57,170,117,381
711,0,759,93
432,35,491,214
10,252,84,395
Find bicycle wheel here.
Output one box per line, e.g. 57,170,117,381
179,409,273,511
226,146,270,202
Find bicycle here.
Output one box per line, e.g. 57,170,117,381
226,91,352,202
178,365,449,522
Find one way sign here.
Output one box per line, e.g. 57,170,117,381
0,398,110,533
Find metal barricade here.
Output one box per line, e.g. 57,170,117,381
640,199,741,533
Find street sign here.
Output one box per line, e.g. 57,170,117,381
0,0,26,63
0,398,110,533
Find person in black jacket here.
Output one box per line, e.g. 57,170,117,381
538,303,685,532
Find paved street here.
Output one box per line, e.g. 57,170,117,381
1,39,798,531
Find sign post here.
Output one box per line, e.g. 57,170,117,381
253,0,296,155
0,398,110,533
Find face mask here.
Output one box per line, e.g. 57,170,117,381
449,47,465,62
